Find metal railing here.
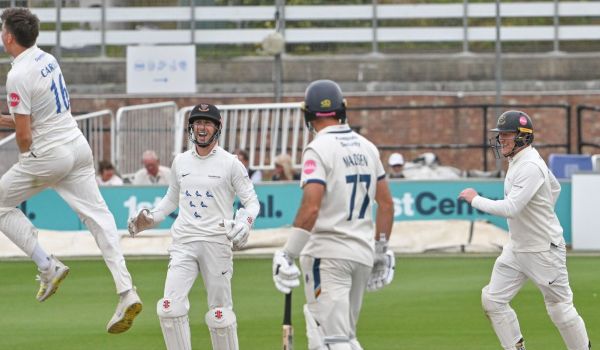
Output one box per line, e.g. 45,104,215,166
74,109,114,164
115,101,178,175
0,109,114,175
177,103,308,170
8,1,600,57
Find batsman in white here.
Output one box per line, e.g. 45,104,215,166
272,80,395,350
128,103,260,350
459,110,591,350
0,7,141,334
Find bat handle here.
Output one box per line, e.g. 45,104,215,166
283,292,292,324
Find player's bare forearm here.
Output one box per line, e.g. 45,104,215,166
375,178,394,240
292,201,319,231
292,183,324,231
14,114,33,153
0,115,15,128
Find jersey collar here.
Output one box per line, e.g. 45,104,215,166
318,124,351,136
509,145,533,164
11,45,38,66
192,144,220,159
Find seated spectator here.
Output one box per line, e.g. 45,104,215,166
96,160,123,186
235,149,262,184
131,150,171,185
271,153,300,181
388,152,405,179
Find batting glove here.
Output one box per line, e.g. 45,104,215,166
272,249,301,294
224,208,253,250
367,238,395,292
128,208,155,237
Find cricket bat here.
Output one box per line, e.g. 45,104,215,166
283,292,294,350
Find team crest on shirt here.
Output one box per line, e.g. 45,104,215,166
9,93,20,107
303,159,317,174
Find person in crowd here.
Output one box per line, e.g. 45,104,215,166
388,152,405,179
131,149,171,185
96,160,124,186
235,149,262,184
271,153,300,181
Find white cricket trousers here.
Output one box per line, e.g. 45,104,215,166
0,135,133,294
163,241,234,312
482,244,589,349
300,256,371,346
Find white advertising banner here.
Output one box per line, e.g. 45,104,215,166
572,173,600,250
126,45,196,94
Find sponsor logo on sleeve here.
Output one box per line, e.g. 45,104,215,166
9,92,20,107
303,159,317,174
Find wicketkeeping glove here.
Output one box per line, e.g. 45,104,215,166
223,208,253,250
367,237,395,292
128,208,155,237
272,249,301,294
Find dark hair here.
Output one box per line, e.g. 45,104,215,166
98,160,115,173
235,149,249,162
1,8,39,48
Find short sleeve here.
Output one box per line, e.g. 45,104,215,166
300,147,326,188
6,72,32,116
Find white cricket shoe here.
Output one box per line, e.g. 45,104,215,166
36,255,70,302
106,288,143,334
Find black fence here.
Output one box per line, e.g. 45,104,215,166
576,105,600,154
347,103,571,171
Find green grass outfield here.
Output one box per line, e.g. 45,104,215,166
1,255,598,350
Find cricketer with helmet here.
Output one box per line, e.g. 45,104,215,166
128,103,260,350
272,80,395,350
458,110,590,350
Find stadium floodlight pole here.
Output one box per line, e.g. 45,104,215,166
494,0,503,172
100,0,106,58
462,0,469,53
274,0,285,103
190,0,196,45
553,0,560,53
371,0,378,54
55,0,62,61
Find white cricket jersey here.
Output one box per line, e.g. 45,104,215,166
6,46,80,155
153,146,260,245
472,146,564,252
300,124,386,267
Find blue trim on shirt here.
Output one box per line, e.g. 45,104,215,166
305,179,326,186
313,258,321,299
326,129,352,134
377,174,386,181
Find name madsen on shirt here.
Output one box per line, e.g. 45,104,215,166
342,153,368,167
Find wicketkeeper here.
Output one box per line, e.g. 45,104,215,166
129,103,260,350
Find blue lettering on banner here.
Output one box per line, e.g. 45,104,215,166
19,180,574,244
